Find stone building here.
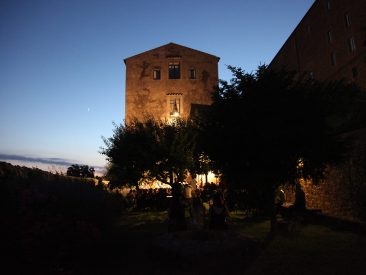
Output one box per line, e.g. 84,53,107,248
270,0,366,221
270,0,366,90
124,43,220,123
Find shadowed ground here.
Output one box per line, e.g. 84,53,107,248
3,209,366,274
2,163,366,274
79,211,366,275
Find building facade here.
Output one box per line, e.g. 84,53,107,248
124,43,220,123
270,0,366,221
270,0,366,90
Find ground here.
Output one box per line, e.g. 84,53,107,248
7,210,366,274
3,164,365,274
77,211,366,275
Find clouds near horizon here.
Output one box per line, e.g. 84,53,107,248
0,153,106,175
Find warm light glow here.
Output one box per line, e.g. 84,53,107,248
102,180,110,186
170,100,180,117
297,158,304,169
167,115,180,125
139,179,172,189
136,171,220,189
196,171,219,187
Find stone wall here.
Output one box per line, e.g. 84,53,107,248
283,128,366,221
124,43,219,123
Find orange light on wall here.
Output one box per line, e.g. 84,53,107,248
171,101,180,117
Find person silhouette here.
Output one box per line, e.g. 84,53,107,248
294,182,306,211
168,179,186,230
209,191,229,229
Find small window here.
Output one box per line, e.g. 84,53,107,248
352,67,358,78
189,68,196,79
345,13,351,27
153,69,161,80
327,31,332,43
169,62,180,79
170,99,180,117
331,52,337,66
349,37,356,52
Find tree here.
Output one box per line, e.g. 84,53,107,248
66,164,95,178
100,116,197,187
203,65,357,232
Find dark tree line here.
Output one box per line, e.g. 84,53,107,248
67,164,95,178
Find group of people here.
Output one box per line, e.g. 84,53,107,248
126,188,170,211
168,178,229,230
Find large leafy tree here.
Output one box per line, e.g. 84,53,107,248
100,116,197,187
100,120,154,187
203,65,360,229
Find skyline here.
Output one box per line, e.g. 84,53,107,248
0,0,315,175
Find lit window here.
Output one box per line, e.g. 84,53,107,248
327,31,332,43
331,52,337,66
170,99,180,117
169,62,180,79
345,13,351,27
153,69,161,80
189,68,196,79
348,37,356,52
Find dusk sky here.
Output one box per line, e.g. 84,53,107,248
0,0,314,175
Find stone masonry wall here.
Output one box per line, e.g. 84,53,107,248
283,128,366,221
124,43,219,123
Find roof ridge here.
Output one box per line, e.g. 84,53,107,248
124,42,220,63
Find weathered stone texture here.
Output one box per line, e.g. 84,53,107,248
283,128,366,221
124,43,219,123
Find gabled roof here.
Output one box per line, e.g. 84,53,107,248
124,42,220,63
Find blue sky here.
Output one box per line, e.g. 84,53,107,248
0,0,314,175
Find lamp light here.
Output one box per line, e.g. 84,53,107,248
172,101,179,117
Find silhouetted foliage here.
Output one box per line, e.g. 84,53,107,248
202,65,360,222
0,162,124,273
67,164,95,178
100,117,197,186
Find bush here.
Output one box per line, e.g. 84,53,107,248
0,162,125,273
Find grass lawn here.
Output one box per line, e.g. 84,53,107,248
106,211,366,275
246,224,366,275
9,207,365,274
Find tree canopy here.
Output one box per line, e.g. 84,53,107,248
100,117,198,187
66,164,95,178
201,65,359,208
